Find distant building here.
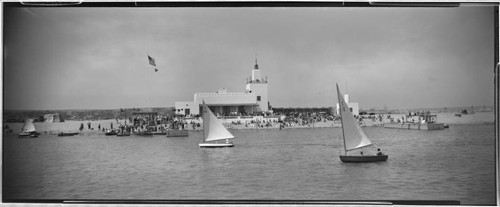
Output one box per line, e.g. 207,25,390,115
43,113,60,122
175,59,270,116
336,94,360,116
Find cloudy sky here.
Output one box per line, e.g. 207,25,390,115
3,5,495,110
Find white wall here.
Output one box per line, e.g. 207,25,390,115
336,102,360,116
174,102,199,115
194,92,257,105
246,83,268,112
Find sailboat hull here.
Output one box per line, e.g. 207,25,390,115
58,132,80,136
340,155,388,163
199,142,234,148
18,132,39,138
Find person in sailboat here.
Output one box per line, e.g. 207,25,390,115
377,148,384,156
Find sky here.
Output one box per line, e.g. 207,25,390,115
2,5,496,110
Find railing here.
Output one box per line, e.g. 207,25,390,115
246,80,268,84
195,92,254,97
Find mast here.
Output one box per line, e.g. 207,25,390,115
202,101,235,142
337,84,347,156
336,83,372,152
202,101,208,143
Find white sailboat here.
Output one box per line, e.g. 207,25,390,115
336,84,387,162
18,119,40,138
199,102,235,148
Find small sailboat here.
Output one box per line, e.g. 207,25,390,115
18,119,40,138
199,102,235,148
336,84,388,162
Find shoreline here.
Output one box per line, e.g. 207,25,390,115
2,111,494,135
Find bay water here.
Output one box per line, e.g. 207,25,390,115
3,124,496,204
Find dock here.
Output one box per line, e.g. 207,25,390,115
384,123,445,130
166,130,189,137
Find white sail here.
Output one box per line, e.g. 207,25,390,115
21,119,36,132
336,84,372,151
202,104,234,142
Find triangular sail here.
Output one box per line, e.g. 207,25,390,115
336,84,372,151
202,104,234,142
22,119,36,132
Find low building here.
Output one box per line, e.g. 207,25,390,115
43,113,60,122
175,59,270,116
336,94,360,116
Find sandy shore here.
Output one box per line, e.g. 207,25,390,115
3,111,494,135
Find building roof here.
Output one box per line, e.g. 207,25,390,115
204,103,258,106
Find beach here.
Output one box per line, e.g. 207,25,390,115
3,111,494,135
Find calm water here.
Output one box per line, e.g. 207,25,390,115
3,124,496,204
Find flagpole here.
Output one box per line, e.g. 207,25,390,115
148,85,152,111
146,52,158,112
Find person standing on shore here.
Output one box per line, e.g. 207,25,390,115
79,123,84,131
87,122,91,130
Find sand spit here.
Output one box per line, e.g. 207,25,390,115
2,112,494,135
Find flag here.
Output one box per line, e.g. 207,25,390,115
148,55,156,66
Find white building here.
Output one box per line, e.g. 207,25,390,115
43,113,61,122
175,59,270,116
336,94,360,116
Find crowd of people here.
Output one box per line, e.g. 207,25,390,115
76,110,438,133
78,114,194,134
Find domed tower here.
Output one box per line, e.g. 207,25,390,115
246,58,269,112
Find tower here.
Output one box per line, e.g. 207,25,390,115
252,58,261,81
246,58,269,112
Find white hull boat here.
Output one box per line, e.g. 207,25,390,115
199,142,234,148
336,84,388,163
199,101,235,148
